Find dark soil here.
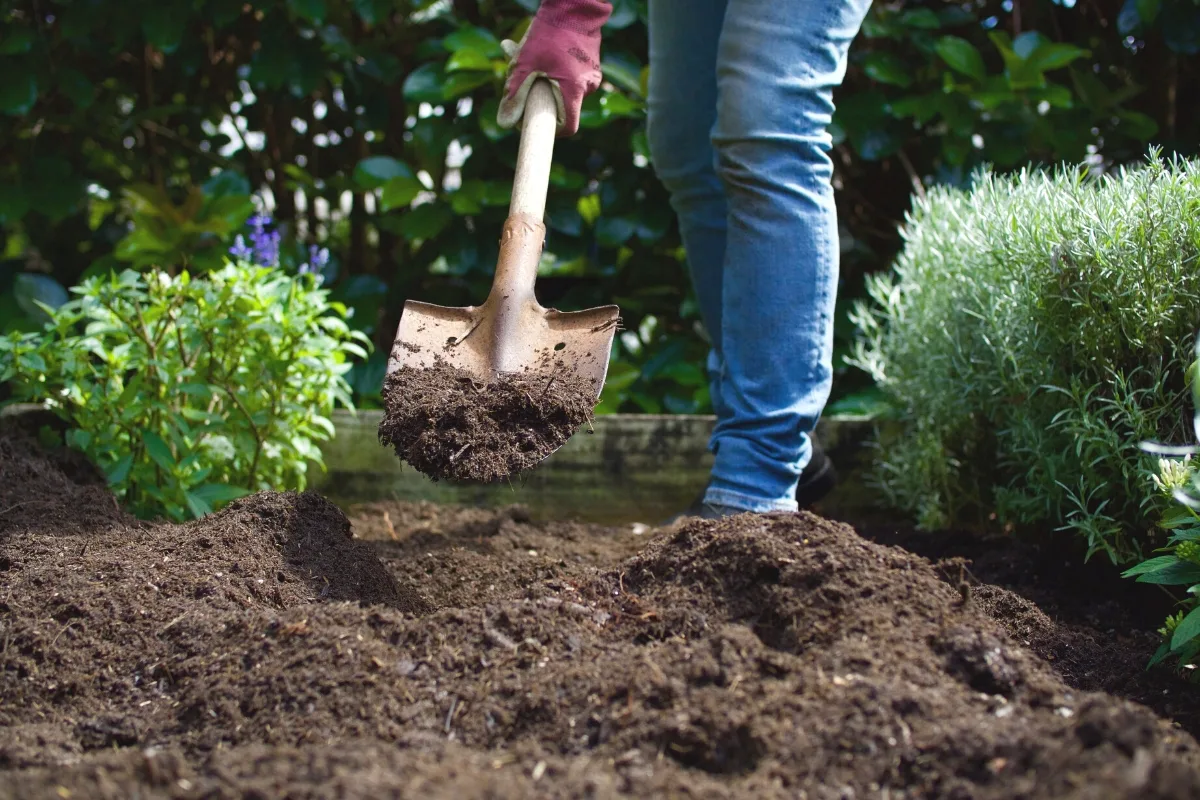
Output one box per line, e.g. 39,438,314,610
4,420,1200,798
378,361,596,483
847,522,1200,742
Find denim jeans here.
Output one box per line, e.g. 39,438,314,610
645,0,872,512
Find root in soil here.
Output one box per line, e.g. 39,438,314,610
377,360,595,483
3,416,1200,799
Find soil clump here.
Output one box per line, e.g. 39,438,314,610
3,420,1200,798
378,361,596,483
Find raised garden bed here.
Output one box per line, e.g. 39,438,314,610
3,413,1200,798
312,409,875,525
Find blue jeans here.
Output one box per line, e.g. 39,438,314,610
646,0,871,512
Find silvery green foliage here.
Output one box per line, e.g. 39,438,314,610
849,151,1200,564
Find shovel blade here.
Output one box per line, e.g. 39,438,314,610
386,300,485,376
386,299,621,401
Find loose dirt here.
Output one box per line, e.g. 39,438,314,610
378,361,596,483
3,418,1200,799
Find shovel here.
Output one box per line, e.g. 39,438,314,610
385,78,620,405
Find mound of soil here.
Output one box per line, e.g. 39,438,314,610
3,422,1200,799
378,361,595,483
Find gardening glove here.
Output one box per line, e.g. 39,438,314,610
497,0,611,138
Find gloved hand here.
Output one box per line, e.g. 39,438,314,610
497,0,611,137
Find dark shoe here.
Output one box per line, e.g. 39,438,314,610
795,440,838,509
664,439,838,526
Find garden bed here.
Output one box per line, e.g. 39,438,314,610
3,418,1200,799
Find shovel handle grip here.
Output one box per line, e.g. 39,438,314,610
509,79,559,220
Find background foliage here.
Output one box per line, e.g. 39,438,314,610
849,153,1200,565
0,260,364,521
3,0,1198,416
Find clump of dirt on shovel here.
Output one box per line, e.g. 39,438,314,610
377,360,596,483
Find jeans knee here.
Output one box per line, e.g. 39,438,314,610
647,111,719,200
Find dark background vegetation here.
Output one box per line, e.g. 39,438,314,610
2,0,1197,413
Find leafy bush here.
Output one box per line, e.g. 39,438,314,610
0,256,366,521
1124,450,1200,676
1123,340,1200,676
848,151,1200,564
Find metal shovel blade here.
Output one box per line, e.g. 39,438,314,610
385,293,620,399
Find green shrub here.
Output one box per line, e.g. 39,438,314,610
0,259,367,522
1123,450,1200,676
848,151,1200,563
1123,341,1200,676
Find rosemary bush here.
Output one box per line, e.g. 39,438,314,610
849,152,1200,563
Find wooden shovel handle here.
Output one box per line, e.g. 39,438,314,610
509,78,559,220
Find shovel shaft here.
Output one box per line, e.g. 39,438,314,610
509,79,559,220
485,78,559,367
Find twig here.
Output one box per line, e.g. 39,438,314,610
895,148,926,203
449,443,471,463
51,621,78,648
540,376,557,396
444,696,459,734
446,319,482,348
0,501,34,517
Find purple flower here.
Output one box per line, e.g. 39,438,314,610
310,245,330,270
251,228,281,267
299,244,330,285
229,234,253,261
248,212,272,233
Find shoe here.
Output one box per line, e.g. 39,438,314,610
795,441,838,508
663,439,838,526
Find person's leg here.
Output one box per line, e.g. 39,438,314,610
645,0,733,427
702,0,872,513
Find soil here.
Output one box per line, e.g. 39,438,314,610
378,361,596,484
4,417,1200,799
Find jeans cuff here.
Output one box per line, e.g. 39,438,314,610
703,486,798,514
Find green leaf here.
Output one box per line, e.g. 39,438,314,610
289,0,328,23
354,0,387,25
441,70,492,99
14,273,69,322
935,36,986,81
900,8,942,29
602,57,644,96
142,430,177,472
189,483,253,507
56,68,95,109
1137,0,1162,26
403,63,446,103
203,169,251,198
443,26,504,59
862,52,913,88
0,61,38,116
380,175,423,211
0,27,33,55
106,454,134,485
445,48,492,72
1122,555,1179,577
184,490,212,519
141,6,187,53
604,360,640,393
353,156,416,190
1170,605,1200,651
1136,561,1200,585
1026,42,1088,73
398,203,453,241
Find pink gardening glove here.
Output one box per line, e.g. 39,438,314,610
497,0,611,137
